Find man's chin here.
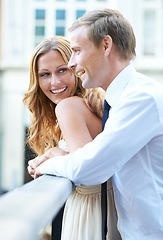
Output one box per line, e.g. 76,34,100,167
82,81,89,89
82,78,91,89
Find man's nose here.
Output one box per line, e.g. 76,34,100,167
68,54,76,70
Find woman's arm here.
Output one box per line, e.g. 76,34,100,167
28,147,68,178
55,96,101,152
29,96,102,178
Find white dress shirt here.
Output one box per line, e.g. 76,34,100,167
38,64,163,240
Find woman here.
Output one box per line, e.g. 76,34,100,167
24,36,118,240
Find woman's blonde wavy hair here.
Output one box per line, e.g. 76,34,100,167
23,36,104,156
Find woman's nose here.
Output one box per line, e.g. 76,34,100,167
50,75,60,85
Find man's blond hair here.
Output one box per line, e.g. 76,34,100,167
69,8,136,60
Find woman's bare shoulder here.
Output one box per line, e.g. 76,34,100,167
55,96,102,152
55,96,86,116
55,96,93,152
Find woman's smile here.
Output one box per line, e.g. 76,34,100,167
50,86,68,95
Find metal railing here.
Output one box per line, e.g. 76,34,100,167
0,175,73,240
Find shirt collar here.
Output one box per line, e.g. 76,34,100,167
105,64,136,107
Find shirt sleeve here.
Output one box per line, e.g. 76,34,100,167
37,90,160,186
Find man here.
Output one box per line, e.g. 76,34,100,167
34,9,163,239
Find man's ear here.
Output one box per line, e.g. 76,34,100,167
103,35,112,56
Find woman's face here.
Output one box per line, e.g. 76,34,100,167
37,50,76,104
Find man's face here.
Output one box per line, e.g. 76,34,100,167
68,25,109,90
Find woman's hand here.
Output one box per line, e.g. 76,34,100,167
27,147,68,179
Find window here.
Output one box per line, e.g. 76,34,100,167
76,10,86,19
55,9,66,36
56,10,65,20
143,9,156,56
34,9,46,47
56,26,65,36
35,9,45,19
35,26,45,36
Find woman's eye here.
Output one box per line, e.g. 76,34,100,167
59,68,68,73
39,72,50,77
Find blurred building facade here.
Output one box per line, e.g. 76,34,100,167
0,0,163,193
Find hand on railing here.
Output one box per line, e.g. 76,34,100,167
28,147,68,179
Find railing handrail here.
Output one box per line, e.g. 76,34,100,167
0,175,73,240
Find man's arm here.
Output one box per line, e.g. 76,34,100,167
36,92,160,185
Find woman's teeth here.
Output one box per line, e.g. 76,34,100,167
51,87,67,94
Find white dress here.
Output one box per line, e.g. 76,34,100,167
59,140,121,240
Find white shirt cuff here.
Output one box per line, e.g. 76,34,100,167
37,158,58,176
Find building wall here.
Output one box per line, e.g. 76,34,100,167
0,0,163,192
0,67,29,191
